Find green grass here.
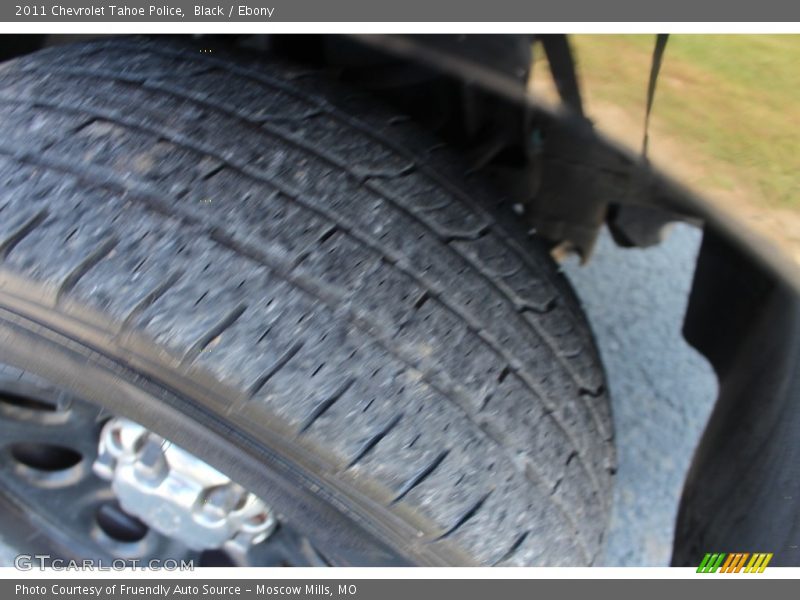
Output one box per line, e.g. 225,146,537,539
567,35,800,209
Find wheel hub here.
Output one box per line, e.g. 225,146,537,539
93,418,276,554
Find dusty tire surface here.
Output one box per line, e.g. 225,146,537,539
0,37,614,566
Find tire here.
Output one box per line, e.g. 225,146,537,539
0,37,615,566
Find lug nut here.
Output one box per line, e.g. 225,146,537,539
132,438,168,485
203,483,247,516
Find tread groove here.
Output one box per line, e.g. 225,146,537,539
493,530,530,566
347,413,403,468
298,377,356,434
183,303,248,363
392,449,450,503
0,209,49,259
56,237,118,303
247,340,305,397
437,490,493,540
120,270,184,331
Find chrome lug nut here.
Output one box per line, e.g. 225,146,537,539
93,417,276,552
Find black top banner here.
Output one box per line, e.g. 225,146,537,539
3,0,800,22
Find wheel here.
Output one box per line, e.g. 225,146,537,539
0,37,615,567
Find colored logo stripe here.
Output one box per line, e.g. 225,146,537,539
697,553,726,573
745,553,773,573
720,553,749,573
697,552,773,573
